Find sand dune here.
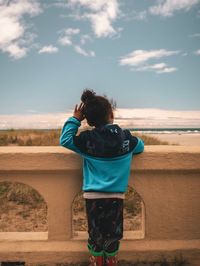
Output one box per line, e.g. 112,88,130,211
148,133,200,146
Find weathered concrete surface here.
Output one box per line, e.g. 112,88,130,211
0,232,48,241
0,146,199,171
0,146,200,264
0,240,199,265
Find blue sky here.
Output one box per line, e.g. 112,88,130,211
0,0,200,119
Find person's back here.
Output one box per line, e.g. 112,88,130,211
60,89,144,266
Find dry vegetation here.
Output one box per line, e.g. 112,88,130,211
132,132,169,145
0,129,169,146
0,129,61,146
0,182,47,232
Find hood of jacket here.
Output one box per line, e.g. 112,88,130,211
84,124,131,157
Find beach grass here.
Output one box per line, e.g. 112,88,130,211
132,132,169,145
0,182,47,232
0,129,169,146
0,129,61,146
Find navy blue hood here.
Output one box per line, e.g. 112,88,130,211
73,124,138,158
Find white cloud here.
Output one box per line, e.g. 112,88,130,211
132,62,177,74
1,109,200,129
38,45,58,54
58,27,80,46
74,45,95,57
195,49,200,55
64,28,80,35
86,12,116,38
58,27,95,57
80,34,92,45
0,112,71,129
149,63,177,74
119,49,179,74
120,49,179,66
0,0,41,59
156,66,177,74
68,0,120,38
149,0,200,17
58,36,72,46
5,43,27,59
114,108,200,128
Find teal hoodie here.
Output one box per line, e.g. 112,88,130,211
60,116,144,193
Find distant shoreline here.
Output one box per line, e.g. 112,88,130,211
129,128,200,133
0,127,200,133
145,133,200,146
1,128,200,146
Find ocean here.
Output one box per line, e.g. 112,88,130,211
0,128,200,134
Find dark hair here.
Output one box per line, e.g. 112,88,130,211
81,89,115,127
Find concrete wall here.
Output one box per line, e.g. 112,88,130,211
0,146,200,264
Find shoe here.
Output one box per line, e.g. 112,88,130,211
105,255,118,266
89,255,104,266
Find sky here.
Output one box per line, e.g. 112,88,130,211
0,0,200,128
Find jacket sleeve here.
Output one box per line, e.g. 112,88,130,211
132,137,144,154
59,116,82,154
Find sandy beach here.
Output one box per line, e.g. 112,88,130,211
147,133,200,146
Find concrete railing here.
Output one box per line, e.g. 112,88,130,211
0,146,200,264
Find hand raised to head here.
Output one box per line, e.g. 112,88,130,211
73,102,85,121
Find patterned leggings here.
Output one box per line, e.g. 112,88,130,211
85,198,123,255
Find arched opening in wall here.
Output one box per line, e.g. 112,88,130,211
0,181,48,240
123,186,145,239
72,186,145,240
